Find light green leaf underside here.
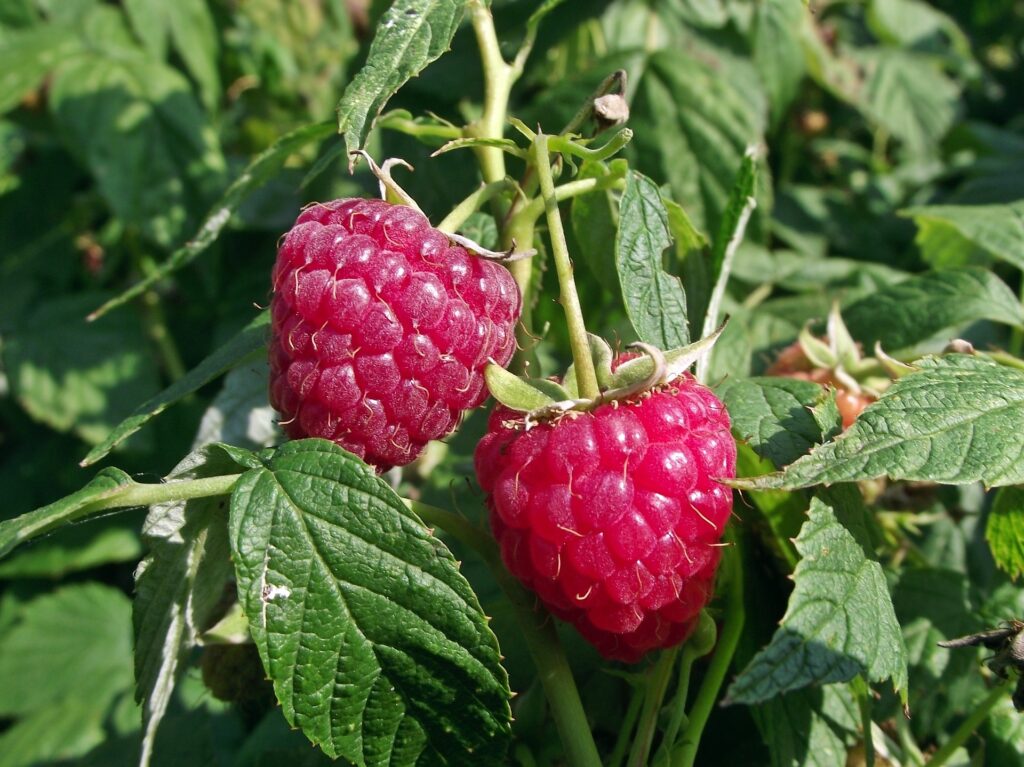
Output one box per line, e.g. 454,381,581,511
133,447,237,767
337,0,464,159
228,439,511,765
727,498,908,705
735,355,1024,490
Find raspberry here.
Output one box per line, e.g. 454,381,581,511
269,199,521,470
475,373,735,662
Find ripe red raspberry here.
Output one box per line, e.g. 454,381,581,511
475,373,735,662
269,198,521,470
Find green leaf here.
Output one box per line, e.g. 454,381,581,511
0,583,133,717
751,0,807,125
134,447,236,767
229,439,512,763
616,170,690,348
902,201,1024,271
753,685,858,767
726,497,908,705
631,48,767,234
719,377,826,468
987,486,1024,581
123,0,220,111
571,160,620,291
82,310,270,466
337,0,464,160
0,697,109,767
0,467,133,561
4,292,162,445
193,359,281,451
842,267,1024,351
89,121,335,320
734,355,1024,490
858,48,959,155
49,9,226,247
0,22,81,115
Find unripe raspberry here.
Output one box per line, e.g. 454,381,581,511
475,373,735,662
269,199,521,470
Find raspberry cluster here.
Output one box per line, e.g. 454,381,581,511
269,199,520,470
475,374,735,662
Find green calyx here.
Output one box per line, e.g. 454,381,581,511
798,303,910,396
483,325,726,426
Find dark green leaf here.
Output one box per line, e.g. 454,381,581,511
719,377,826,468
82,310,270,466
0,22,81,115
842,267,1024,351
902,201,1024,271
0,583,132,717
726,498,908,705
616,170,690,348
229,439,511,763
123,0,220,111
859,48,959,155
49,9,226,247
89,121,335,320
734,355,1024,490
753,685,858,767
752,0,808,126
571,160,619,291
4,292,162,445
337,0,464,160
987,486,1024,581
631,48,767,234
134,447,236,767
0,468,133,561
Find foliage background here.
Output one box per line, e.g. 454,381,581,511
1,0,1024,765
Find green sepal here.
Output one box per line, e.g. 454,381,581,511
798,323,836,370
604,324,728,394
589,333,615,388
484,363,569,412
827,302,861,372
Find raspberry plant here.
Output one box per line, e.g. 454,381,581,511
3,2,1024,766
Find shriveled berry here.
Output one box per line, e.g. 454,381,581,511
475,373,735,662
269,199,521,470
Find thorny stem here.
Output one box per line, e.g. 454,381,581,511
532,132,601,400
405,500,602,767
672,547,745,767
627,647,680,767
926,683,1008,766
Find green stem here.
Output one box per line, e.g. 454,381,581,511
853,676,875,767
136,252,187,381
531,133,600,400
653,646,701,765
404,500,602,767
627,648,680,767
377,115,462,141
1,474,243,560
608,684,646,767
469,0,514,186
436,179,517,234
672,550,745,767
927,683,1008,766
